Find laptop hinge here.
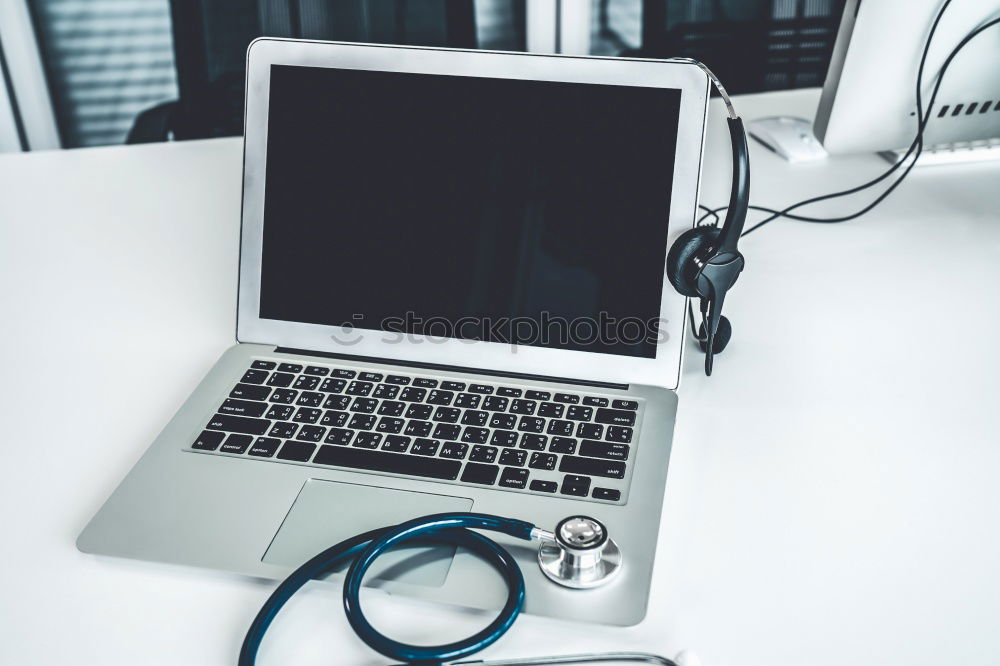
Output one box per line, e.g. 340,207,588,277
274,347,629,391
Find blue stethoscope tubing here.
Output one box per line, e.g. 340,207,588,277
239,512,537,666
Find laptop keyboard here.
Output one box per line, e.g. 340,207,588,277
187,360,642,503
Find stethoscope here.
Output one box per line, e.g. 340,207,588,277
239,512,685,665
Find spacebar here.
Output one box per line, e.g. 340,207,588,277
314,445,461,480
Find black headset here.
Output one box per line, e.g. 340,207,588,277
666,114,750,376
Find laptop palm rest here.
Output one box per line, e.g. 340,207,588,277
263,479,473,588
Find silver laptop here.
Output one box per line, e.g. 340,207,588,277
78,39,710,626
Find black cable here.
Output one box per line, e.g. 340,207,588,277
697,1,999,237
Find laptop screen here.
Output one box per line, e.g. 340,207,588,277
259,64,681,359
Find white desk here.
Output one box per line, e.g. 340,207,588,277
2,89,999,666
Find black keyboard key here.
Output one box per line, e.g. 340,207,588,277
530,479,557,493
510,399,536,415
240,369,269,384
499,448,526,467
219,399,268,417
432,407,461,423
490,430,518,447
267,372,295,387
296,425,326,442
293,375,319,391
348,414,376,430
382,435,411,452
353,432,383,449
207,413,270,436
350,397,378,413
249,437,281,457
566,406,593,421
278,363,303,373
373,384,400,400
583,396,609,407
595,408,636,426
469,445,497,462
461,427,489,444
612,400,639,410
549,437,577,454
320,410,349,427
497,387,522,397
439,442,468,459
376,417,405,434
192,430,225,451
441,381,466,391
325,428,354,445
270,422,298,438
426,390,454,406
454,393,481,408
461,410,488,426
580,440,630,461
526,390,551,400
296,391,324,407
221,433,253,454
546,420,574,436
399,387,427,402
405,420,433,437
315,445,461,480
577,423,604,439
411,438,440,456
360,372,383,382
433,424,461,440
606,426,633,443
322,395,351,410
265,404,294,421
529,452,557,470
560,474,591,496
518,417,545,433
554,393,580,404
277,441,316,462
489,414,517,430
292,408,322,424
482,396,508,411
346,381,373,396
251,360,276,370
592,487,621,501
537,402,564,418
230,383,271,401
333,369,357,379
378,400,406,417
304,365,329,376
413,378,438,388
385,374,411,385
468,384,494,394
559,455,626,479
271,388,299,404
405,404,433,419
319,378,347,393
498,467,529,489
461,462,499,485
519,434,547,450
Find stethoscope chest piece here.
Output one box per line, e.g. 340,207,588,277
537,516,622,589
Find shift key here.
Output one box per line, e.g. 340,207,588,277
206,413,271,436
559,455,626,479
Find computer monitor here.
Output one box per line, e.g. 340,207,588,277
814,0,1000,159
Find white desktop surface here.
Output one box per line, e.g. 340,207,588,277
1,89,999,666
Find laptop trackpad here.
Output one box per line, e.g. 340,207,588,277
263,479,473,588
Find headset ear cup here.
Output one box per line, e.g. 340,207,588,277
698,315,732,354
667,226,721,297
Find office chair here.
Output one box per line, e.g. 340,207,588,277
128,0,477,143
622,0,847,95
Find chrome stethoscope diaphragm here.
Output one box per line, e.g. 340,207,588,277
535,515,623,589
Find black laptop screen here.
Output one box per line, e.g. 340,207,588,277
259,63,681,358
